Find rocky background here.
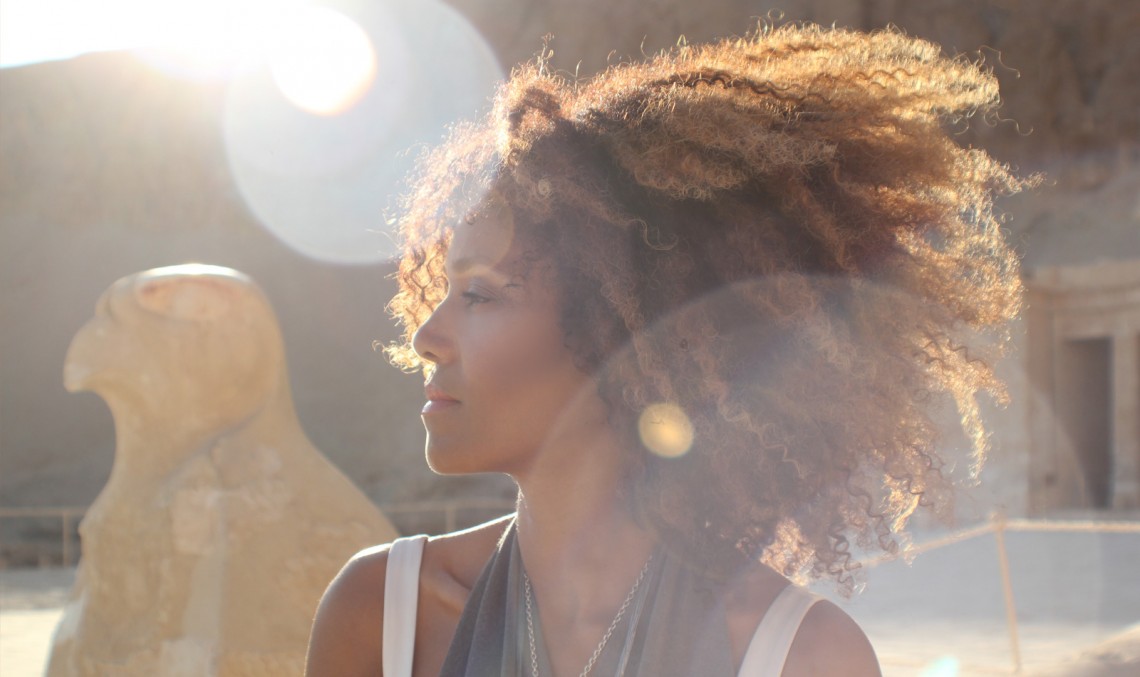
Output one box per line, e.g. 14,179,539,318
2,0,1138,561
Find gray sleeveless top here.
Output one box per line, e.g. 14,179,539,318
383,521,819,676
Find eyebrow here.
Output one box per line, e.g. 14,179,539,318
447,257,512,282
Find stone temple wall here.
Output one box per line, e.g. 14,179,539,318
2,0,1138,562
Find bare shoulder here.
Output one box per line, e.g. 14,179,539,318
421,513,513,598
305,515,513,677
304,543,392,677
409,515,515,676
724,565,879,677
783,599,880,677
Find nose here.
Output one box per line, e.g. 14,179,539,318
411,304,451,365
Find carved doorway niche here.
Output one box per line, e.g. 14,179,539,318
1026,260,1140,513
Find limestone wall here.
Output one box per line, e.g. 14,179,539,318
2,1,1138,557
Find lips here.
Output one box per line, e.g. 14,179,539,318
422,382,460,415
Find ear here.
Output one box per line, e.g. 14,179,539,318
134,275,236,322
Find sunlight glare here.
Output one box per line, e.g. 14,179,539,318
268,5,377,115
918,655,960,677
1,0,154,67
222,0,503,264
638,403,695,458
148,0,285,71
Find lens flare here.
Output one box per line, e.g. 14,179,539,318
638,402,695,458
918,655,960,677
268,6,376,115
222,0,502,265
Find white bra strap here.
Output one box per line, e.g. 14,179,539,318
382,535,428,677
737,584,820,676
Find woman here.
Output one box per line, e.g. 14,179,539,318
306,23,1028,676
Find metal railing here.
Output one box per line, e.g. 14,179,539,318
380,498,515,533
0,499,517,568
3,504,1137,674
857,512,1140,674
0,506,85,567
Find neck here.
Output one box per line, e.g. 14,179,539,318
511,427,655,630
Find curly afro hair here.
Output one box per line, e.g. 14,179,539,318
386,23,1032,590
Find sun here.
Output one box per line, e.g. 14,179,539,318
146,1,378,114
3,0,378,115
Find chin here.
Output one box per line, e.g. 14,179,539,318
424,437,514,477
425,440,480,476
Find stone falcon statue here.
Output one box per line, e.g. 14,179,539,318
48,264,398,677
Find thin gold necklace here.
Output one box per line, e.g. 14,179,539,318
523,553,654,677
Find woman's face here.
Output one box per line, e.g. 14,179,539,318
411,207,602,476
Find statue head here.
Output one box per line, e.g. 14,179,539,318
65,265,286,436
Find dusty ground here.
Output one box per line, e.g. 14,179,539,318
0,567,71,676
1,530,1137,676
814,529,1140,676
